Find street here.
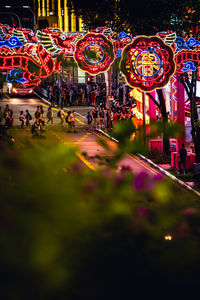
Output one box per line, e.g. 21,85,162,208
1,94,166,175
1,93,199,201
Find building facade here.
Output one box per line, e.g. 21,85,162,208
36,0,83,32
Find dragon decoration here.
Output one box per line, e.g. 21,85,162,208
0,24,200,90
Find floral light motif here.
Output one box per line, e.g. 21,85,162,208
120,36,175,92
74,33,115,75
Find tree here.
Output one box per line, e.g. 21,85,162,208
70,0,200,156
69,0,189,35
181,70,200,164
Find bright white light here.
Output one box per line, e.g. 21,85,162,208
5,6,12,8
196,81,200,97
164,235,172,241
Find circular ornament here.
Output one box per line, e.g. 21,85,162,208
74,33,115,75
120,36,175,92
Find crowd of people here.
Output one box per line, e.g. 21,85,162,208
86,101,137,130
45,82,130,108
0,97,138,133
46,84,107,107
0,104,78,136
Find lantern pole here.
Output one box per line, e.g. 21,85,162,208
142,91,146,145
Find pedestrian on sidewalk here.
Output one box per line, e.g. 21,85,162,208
86,111,93,131
47,106,53,124
25,109,32,126
178,144,187,175
19,111,25,127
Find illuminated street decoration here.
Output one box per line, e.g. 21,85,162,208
120,36,175,92
0,36,23,48
91,27,113,37
175,37,190,52
117,31,133,43
6,68,27,83
13,28,38,43
156,31,176,46
41,28,83,56
181,61,196,72
114,32,133,58
37,30,62,55
175,36,200,53
175,50,200,73
74,33,115,75
0,43,61,86
3,23,200,90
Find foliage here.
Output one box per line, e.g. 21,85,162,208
28,61,41,76
0,121,199,299
0,73,6,88
69,0,200,36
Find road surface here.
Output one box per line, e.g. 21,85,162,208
1,94,199,200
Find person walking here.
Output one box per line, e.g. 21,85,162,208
178,144,187,175
92,107,98,130
34,106,41,119
25,109,32,126
39,109,45,126
99,107,104,129
70,110,76,132
47,106,53,124
66,111,72,131
19,111,25,127
86,111,93,131
60,108,65,125
3,104,10,125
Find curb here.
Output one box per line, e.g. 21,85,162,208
96,129,200,198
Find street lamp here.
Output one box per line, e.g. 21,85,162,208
5,5,36,33
22,6,37,33
4,7,22,27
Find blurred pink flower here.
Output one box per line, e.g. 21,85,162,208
120,165,132,173
137,206,149,216
71,162,82,172
114,173,125,186
102,168,113,178
182,208,197,217
133,171,163,191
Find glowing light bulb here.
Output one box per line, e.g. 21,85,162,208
165,235,172,241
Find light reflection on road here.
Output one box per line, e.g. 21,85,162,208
8,97,39,105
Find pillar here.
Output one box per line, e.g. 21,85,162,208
176,74,185,149
148,91,157,122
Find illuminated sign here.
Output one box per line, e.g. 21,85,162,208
74,33,115,75
120,36,175,92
